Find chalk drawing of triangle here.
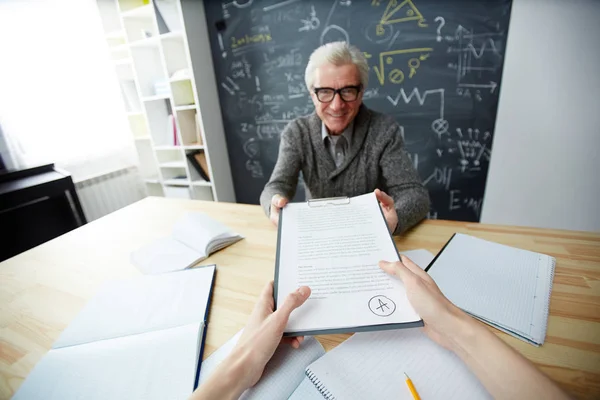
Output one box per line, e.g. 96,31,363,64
381,0,424,24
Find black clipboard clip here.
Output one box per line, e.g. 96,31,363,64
307,196,350,207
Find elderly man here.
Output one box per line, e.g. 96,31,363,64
259,41,430,234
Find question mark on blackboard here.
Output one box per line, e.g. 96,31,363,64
434,17,445,42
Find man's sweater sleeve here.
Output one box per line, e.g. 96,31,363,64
380,122,431,234
259,121,303,217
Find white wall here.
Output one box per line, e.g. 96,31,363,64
481,0,600,232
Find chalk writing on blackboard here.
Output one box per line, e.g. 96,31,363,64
203,0,513,221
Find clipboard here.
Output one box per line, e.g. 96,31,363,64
307,196,351,207
273,194,424,337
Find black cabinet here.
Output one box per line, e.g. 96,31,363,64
0,164,87,262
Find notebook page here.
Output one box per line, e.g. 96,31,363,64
288,376,326,400
278,193,420,333
531,254,555,344
198,330,243,384
131,236,202,274
173,212,242,256
199,330,325,399
54,265,215,348
14,323,202,400
399,249,435,270
305,329,491,400
427,234,553,344
241,336,325,399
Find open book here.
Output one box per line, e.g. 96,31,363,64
200,250,490,399
426,233,556,346
131,212,243,274
275,192,422,336
13,265,217,400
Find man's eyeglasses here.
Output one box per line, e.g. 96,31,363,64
313,85,362,103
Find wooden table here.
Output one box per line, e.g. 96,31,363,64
1,197,598,399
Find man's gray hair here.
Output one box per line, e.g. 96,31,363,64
304,41,369,90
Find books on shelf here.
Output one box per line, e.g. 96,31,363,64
187,150,210,181
167,114,178,145
131,212,243,274
13,266,217,400
195,112,204,145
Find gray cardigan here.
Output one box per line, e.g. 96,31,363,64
259,105,430,234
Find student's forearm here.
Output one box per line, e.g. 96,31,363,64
451,316,570,400
189,352,248,400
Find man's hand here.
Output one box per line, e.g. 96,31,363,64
269,195,289,227
374,189,398,233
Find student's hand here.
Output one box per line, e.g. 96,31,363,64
374,189,399,233
233,281,311,388
190,282,311,399
379,255,469,351
269,194,289,227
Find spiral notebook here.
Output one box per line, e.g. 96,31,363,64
425,233,556,346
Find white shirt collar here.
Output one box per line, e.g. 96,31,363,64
321,121,354,146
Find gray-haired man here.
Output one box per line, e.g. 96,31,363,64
259,41,430,235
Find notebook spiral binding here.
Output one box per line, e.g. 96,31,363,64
541,256,557,337
306,369,336,400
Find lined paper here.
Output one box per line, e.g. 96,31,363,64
305,329,491,399
427,233,554,345
199,331,325,399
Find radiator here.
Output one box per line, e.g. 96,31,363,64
74,166,147,222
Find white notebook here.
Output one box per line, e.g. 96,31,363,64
13,266,217,400
131,212,243,274
426,233,556,346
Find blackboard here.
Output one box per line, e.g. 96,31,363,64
203,0,512,221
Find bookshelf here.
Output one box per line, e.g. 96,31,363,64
95,0,235,202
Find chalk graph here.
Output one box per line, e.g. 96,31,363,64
387,87,448,138
446,25,504,97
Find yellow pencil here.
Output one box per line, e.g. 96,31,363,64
404,372,421,400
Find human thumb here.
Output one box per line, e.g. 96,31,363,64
278,197,288,208
378,260,410,282
277,286,311,318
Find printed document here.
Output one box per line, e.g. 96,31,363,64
276,193,421,335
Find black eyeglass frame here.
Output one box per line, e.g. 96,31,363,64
313,85,363,103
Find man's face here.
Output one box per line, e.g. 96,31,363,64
310,63,363,135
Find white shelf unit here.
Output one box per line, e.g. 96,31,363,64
95,0,235,202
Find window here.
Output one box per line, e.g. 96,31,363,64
0,0,138,180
